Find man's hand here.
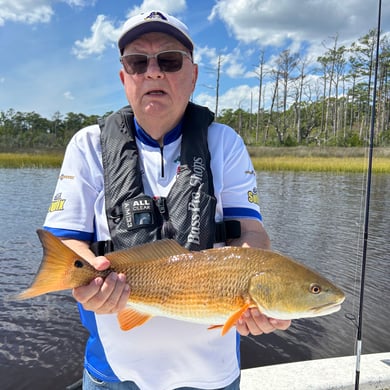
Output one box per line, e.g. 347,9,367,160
228,220,292,336
72,256,130,314
236,308,291,336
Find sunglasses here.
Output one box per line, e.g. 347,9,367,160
120,50,192,75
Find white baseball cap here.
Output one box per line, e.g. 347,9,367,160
118,10,194,54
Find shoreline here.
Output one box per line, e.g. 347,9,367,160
1,147,390,173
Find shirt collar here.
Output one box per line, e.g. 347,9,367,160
133,118,182,147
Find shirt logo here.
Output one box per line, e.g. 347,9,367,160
145,11,168,22
248,187,259,204
59,174,75,180
48,193,66,212
188,156,205,245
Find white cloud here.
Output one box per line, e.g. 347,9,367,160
197,46,258,83
64,0,96,6
196,46,244,78
194,91,215,113
0,0,53,25
195,84,259,114
219,84,258,111
64,91,74,100
72,15,119,59
220,48,248,79
225,61,244,78
209,0,388,48
126,0,187,18
0,49,123,117
194,46,218,68
71,1,189,59
0,0,95,26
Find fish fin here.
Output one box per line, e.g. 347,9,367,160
15,229,91,300
222,303,251,336
117,308,152,331
106,239,189,267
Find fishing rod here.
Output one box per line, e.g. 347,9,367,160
354,0,382,389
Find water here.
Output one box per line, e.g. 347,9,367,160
0,169,88,389
242,171,390,368
1,169,389,389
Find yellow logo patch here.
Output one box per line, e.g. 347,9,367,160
248,188,259,204
48,193,66,212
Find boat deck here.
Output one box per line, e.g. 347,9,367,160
241,352,390,389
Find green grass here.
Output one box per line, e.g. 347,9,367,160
251,156,390,173
248,146,390,173
247,146,390,158
0,152,64,168
1,148,390,173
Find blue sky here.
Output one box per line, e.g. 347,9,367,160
1,0,389,119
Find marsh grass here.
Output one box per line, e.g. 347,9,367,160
247,146,390,158
251,156,390,173
248,146,390,173
0,152,64,168
1,148,389,173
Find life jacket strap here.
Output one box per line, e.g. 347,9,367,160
90,220,241,256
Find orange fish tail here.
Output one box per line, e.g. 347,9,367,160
15,229,93,299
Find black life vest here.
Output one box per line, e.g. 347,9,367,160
98,102,230,252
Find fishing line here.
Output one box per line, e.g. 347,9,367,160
353,0,382,389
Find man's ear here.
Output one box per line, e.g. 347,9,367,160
119,69,125,85
191,63,199,92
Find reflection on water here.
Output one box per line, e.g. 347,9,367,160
0,169,389,389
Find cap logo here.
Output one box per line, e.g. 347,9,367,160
144,11,168,22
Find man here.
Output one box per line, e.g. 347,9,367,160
44,10,290,390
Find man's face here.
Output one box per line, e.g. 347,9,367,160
120,32,198,134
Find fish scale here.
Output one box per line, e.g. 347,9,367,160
117,254,245,315
15,229,345,335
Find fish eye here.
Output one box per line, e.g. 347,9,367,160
310,283,321,294
74,260,84,268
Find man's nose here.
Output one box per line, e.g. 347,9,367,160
145,58,163,78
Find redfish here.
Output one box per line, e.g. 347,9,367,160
16,229,345,335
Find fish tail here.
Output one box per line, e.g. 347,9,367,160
15,229,88,300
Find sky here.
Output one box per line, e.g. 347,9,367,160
1,0,389,119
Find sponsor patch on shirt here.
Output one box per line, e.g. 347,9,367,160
48,193,66,212
247,187,259,204
59,174,75,180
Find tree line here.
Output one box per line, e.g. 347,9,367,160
216,29,390,147
0,110,104,150
0,29,389,150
